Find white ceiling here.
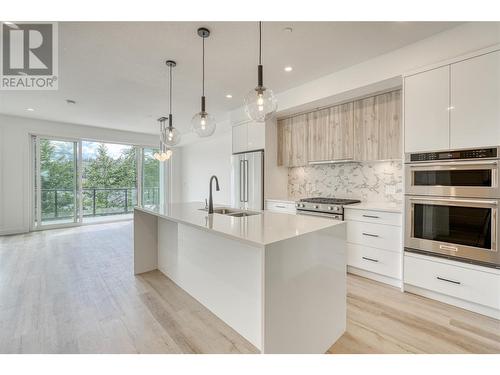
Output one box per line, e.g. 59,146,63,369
0,21,462,136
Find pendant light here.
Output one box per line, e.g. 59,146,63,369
191,27,216,137
164,60,181,146
153,116,173,162
244,21,277,122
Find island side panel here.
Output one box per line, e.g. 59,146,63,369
157,220,264,351
134,208,159,275
263,223,347,354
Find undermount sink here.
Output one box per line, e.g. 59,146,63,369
199,207,261,217
212,208,240,215
227,211,260,217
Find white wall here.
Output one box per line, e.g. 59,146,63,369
0,114,158,235
178,129,233,205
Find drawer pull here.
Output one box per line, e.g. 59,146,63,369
275,205,286,209
362,256,379,263
436,276,461,285
362,214,380,219
362,232,380,238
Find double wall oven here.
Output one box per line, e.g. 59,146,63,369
405,147,500,268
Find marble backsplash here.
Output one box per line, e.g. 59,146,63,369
288,160,403,204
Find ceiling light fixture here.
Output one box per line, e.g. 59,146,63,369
225,94,233,99
163,60,181,147
283,27,293,33
66,99,76,104
244,21,277,123
26,108,35,111
153,116,173,162
284,66,293,72
191,27,216,137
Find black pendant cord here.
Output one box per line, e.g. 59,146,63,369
168,64,173,128
259,21,262,65
202,35,205,97
201,35,206,113
258,21,263,88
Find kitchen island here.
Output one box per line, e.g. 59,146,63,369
134,202,346,353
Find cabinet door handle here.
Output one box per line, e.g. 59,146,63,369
362,256,379,263
275,205,286,209
362,214,380,219
436,276,461,285
362,232,380,238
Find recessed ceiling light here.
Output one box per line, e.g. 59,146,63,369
284,66,293,72
66,99,76,105
225,94,233,99
26,108,35,112
283,27,293,33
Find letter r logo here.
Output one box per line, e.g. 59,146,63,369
2,23,53,75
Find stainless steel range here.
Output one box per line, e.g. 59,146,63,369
296,197,361,220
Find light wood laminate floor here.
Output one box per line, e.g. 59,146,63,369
0,222,499,354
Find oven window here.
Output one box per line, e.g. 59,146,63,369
413,169,492,186
413,204,492,249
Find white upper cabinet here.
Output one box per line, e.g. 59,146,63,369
404,65,450,152
246,121,265,151
232,121,265,154
450,51,500,149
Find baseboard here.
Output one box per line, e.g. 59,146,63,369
404,284,500,320
347,266,402,288
0,227,29,236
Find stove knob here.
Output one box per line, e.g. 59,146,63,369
328,206,333,210
314,205,319,209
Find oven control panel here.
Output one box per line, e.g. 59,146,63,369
409,147,498,162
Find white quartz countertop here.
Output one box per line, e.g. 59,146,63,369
135,202,344,246
344,202,403,213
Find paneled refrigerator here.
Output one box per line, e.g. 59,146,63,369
231,150,264,210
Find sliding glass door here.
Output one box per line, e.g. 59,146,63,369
32,135,165,230
81,141,137,223
33,137,79,228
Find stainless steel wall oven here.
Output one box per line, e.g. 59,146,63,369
405,147,500,268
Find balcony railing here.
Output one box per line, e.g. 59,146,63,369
40,187,159,220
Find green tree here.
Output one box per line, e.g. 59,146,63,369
39,140,159,218
40,139,76,219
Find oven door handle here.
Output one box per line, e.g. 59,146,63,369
297,210,342,220
408,197,498,207
408,161,498,169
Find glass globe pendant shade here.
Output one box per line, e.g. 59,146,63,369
163,126,181,147
244,86,277,122
191,111,216,137
153,139,173,162
153,149,172,162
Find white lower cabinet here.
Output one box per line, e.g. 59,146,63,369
404,253,500,318
345,207,402,286
265,199,296,214
347,221,402,252
347,244,400,280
